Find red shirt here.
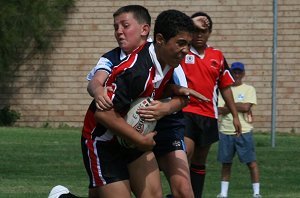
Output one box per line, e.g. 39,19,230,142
180,46,234,119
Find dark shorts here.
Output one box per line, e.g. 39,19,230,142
153,126,186,158
183,112,219,147
153,112,186,157
217,131,256,164
81,136,144,188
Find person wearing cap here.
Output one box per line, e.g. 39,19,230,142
178,11,242,198
217,62,261,198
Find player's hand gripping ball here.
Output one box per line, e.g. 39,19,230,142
117,97,157,148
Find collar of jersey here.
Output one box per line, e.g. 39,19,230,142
149,43,171,86
190,45,211,59
119,49,127,60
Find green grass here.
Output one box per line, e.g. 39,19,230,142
204,133,300,198
0,127,299,198
0,127,87,198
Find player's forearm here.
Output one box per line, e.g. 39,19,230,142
164,96,188,114
87,79,100,97
218,106,230,115
163,84,190,97
94,109,144,144
220,87,239,118
220,103,252,114
235,103,252,113
166,84,209,102
87,71,110,97
161,84,176,97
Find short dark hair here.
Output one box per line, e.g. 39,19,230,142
191,11,213,32
154,9,195,43
113,5,151,26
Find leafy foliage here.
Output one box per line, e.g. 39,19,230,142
0,106,21,126
0,0,75,80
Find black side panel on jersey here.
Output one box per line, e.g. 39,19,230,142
112,43,153,113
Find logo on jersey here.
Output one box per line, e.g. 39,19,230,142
185,55,195,64
210,59,219,69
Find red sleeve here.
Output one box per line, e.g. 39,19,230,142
218,58,235,89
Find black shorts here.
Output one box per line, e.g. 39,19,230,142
153,112,186,158
153,126,186,158
183,112,219,147
81,136,144,188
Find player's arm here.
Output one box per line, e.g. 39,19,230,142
87,70,107,97
138,84,210,122
98,63,158,151
220,86,242,135
234,88,256,113
219,102,252,115
218,106,230,115
165,84,210,102
157,65,209,102
87,70,113,111
137,96,188,121
138,65,209,121
235,103,253,113
94,108,156,151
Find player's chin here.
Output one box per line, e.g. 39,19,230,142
118,41,128,48
170,61,181,68
171,57,185,67
194,40,205,47
171,65,181,68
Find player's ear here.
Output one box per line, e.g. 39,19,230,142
141,24,150,37
155,33,165,45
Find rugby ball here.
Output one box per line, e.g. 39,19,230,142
117,97,157,148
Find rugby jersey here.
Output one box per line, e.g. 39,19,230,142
179,46,234,119
82,42,175,140
86,47,126,80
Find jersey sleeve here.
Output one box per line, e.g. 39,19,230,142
218,58,235,89
86,47,122,81
173,65,188,87
86,57,113,81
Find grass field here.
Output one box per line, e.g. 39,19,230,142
0,127,299,198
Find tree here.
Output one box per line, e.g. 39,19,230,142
0,0,75,81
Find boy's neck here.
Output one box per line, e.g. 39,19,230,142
194,44,207,55
154,44,166,70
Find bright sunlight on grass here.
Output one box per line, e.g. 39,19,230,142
0,127,299,198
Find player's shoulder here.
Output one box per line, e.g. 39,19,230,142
128,42,153,69
136,42,152,56
206,45,224,56
111,42,153,78
102,47,122,65
120,42,152,63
